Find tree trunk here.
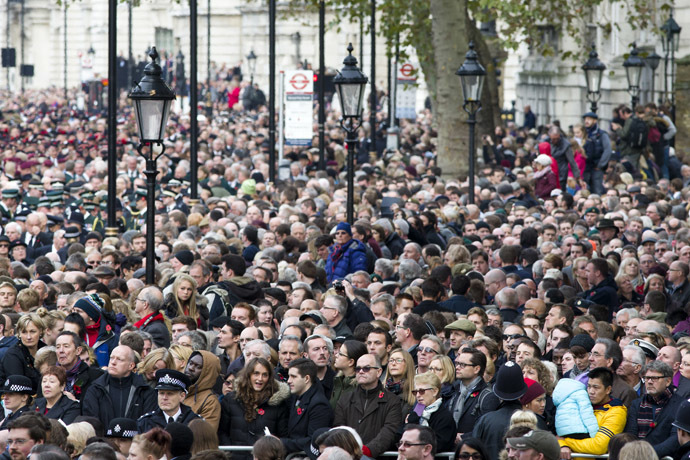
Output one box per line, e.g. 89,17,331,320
469,26,504,142
430,0,468,180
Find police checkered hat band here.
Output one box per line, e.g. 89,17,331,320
1,375,34,394
8,384,32,392
106,418,139,439
154,369,190,392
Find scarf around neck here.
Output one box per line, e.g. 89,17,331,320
420,398,443,426
638,387,673,438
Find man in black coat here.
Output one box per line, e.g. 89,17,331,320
281,358,334,458
666,261,690,312
472,361,527,460
624,361,682,458
82,345,157,427
578,258,618,320
450,348,500,436
137,369,201,432
439,275,477,315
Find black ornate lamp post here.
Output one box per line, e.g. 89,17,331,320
645,51,661,104
334,44,368,225
582,44,606,113
661,11,681,121
128,48,176,285
456,41,486,206
624,43,644,109
246,50,257,85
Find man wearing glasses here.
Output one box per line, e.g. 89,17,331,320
416,335,444,374
450,348,499,439
397,425,436,460
333,354,403,457
624,361,684,458
6,413,46,460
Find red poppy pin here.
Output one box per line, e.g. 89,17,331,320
471,391,480,398
257,408,265,416
296,407,303,415
378,391,384,399
106,325,112,332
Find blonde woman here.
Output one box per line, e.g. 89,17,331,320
36,308,66,346
169,343,193,372
572,257,590,292
164,273,209,329
428,355,456,402
617,257,644,290
137,348,175,387
66,421,96,458
384,348,416,409
406,372,455,452
0,312,46,390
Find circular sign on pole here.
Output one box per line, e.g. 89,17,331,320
289,72,310,91
399,63,414,78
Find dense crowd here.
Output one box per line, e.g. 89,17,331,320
0,78,688,460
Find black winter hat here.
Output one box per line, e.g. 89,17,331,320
569,334,595,353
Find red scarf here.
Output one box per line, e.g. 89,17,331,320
85,317,101,346
134,312,165,329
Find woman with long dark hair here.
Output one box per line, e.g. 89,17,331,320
218,358,289,459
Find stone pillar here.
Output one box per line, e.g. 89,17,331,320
676,56,690,160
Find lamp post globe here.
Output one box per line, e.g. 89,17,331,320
333,43,368,225
623,42,645,108
334,43,368,119
456,41,486,109
661,12,682,53
247,50,257,84
582,44,606,113
129,47,176,144
456,41,486,206
128,46,176,285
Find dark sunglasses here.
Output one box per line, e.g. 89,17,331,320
419,347,439,354
411,387,434,395
355,366,380,373
457,453,483,460
503,334,525,341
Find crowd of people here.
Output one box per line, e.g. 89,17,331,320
0,77,688,460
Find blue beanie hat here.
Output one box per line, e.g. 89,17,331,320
336,222,352,236
73,295,103,323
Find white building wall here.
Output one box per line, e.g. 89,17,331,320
508,1,690,128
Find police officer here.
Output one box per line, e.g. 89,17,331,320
673,398,690,460
0,376,34,430
105,417,139,457
136,369,201,432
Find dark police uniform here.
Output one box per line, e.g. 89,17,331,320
136,369,201,432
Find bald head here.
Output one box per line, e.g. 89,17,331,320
485,269,507,296
525,299,547,317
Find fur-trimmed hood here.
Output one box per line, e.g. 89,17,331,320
268,380,290,406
